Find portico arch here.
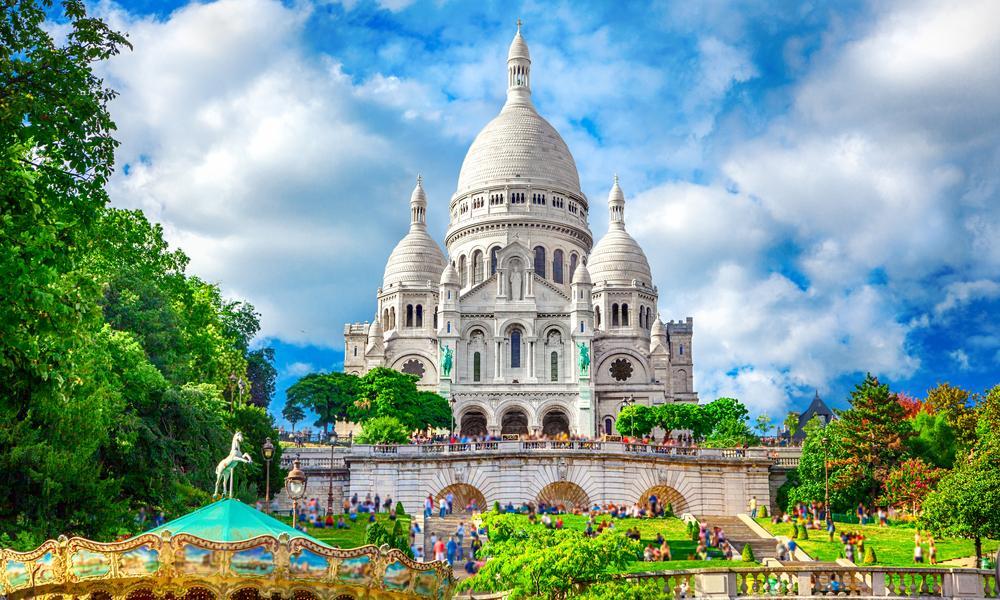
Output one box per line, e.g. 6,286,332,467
537,481,590,510
541,409,570,437
638,485,689,515
500,408,529,435
460,410,488,437
437,483,486,513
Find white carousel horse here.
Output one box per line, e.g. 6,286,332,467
214,431,253,498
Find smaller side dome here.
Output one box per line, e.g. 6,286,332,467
651,317,665,337
571,262,592,285
440,262,459,286
366,318,384,354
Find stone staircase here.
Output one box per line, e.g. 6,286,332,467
422,513,479,569
697,515,777,560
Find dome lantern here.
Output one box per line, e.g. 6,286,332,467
507,19,531,103
410,175,427,228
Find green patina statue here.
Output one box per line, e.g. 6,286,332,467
577,342,590,376
440,343,454,378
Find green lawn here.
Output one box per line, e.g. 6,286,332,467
493,514,749,571
754,518,998,567
277,513,411,549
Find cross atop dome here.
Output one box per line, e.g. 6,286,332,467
507,21,531,102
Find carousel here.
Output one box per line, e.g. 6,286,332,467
0,433,453,600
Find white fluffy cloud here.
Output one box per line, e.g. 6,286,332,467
629,0,1000,413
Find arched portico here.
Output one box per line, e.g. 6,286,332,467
500,407,529,435
460,409,488,437
541,408,570,437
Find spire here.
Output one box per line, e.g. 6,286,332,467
410,175,427,228
507,21,531,104
608,174,625,229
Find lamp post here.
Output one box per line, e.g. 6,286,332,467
285,459,307,530
450,395,457,439
262,437,275,514
822,435,830,518
327,430,338,516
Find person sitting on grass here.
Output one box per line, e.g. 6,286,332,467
655,532,665,546
644,544,656,562
325,513,334,527
660,540,672,561
696,542,709,561
555,516,564,529
336,516,347,529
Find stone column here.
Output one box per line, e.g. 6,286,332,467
526,339,535,379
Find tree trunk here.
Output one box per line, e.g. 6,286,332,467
975,536,982,562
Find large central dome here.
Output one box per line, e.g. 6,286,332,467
453,27,582,198
455,102,581,195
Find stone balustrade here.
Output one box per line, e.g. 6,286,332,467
589,566,998,599
280,441,801,469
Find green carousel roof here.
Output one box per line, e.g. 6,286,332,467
141,498,330,546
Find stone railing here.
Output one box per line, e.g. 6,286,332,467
587,566,997,599
281,442,801,468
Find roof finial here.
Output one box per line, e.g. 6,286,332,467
614,173,619,185
416,174,423,186
516,18,522,33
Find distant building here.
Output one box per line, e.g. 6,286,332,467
793,391,836,442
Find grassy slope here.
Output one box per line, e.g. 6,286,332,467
755,518,998,566
494,514,756,571
278,513,411,548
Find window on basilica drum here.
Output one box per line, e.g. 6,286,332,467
553,249,564,283
474,352,481,382
550,351,558,381
510,329,522,368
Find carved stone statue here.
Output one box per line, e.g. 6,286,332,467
214,431,253,498
510,268,523,300
440,343,454,378
577,342,590,376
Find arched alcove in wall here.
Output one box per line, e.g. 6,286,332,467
638,485,689,515
436,483,487,512
537,481,590,510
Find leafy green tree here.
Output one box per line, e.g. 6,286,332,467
282,402,306,432
786,417,862,512
246,348,277,408
908,410,957,468
460,513,640,599
355,416,410,445
755,413,772,437
925,383,977,449
0,0,132,545
877,457,943,513
784,412,801,439
227,402,284,502
921,416,1000,561
703,397,750,428
834,374,912,502
701,416,759,448
352,367,450,431
287,372,360,434
614,404,658,438
656,403,707,438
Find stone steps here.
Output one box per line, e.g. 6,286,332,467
697,515,776,559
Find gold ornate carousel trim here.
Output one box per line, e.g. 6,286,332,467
0,530,453,600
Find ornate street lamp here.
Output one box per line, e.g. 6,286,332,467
262,437,275,514
285,459,308,529
822,436,830,519
327,430,338,516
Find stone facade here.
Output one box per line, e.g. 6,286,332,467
344,26,698,438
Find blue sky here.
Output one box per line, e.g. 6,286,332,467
94,0,1000,425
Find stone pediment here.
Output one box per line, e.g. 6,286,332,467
459,273,571,311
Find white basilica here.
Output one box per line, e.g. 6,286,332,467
344,26,698,438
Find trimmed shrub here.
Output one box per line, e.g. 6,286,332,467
494,501,501,514
664,502,675,518
863,546,877,565
759,505,768,518
365,521,389,546
395,501,405,516
741,544,755,562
